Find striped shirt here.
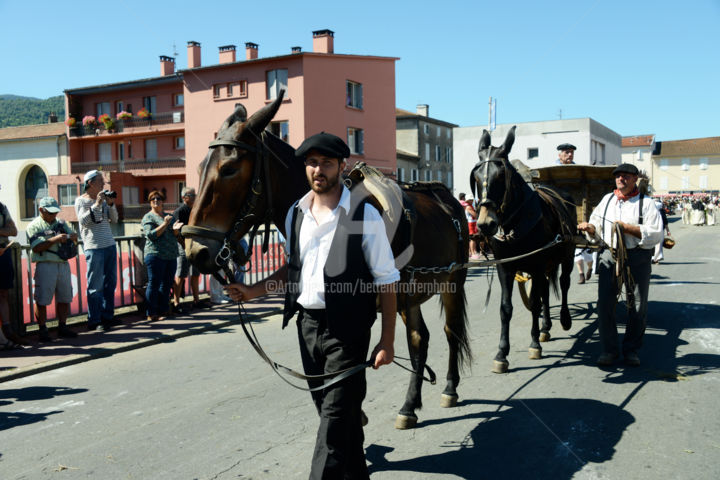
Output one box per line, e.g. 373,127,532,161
75,196,118,250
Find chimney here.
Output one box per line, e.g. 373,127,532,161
48,112,58,123
187,41,201,68
312,29,334,54
416,104,429,117
160,55,175,76
245,42,258,60
291,46,302,54
219,45,236,64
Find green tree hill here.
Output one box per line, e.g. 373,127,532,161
0,95,66,128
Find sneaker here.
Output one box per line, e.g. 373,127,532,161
624,352,641,367
597,352,618,366
58,325,78,338
578,273,585,285
38,327,52,342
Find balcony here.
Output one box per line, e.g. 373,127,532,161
69,157,186,174
69,111,184,138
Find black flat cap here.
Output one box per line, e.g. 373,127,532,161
295,132,350,159
557,143,576,151
612,163,639,176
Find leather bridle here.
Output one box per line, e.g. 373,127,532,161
181,130,279,276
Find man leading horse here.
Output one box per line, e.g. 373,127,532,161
225,132,399,480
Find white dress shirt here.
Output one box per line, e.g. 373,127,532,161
284,186,400,309
585,192,664,250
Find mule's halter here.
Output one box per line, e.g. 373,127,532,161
474,150,513,216
181,131,276,271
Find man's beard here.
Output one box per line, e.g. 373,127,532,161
307,170,340,194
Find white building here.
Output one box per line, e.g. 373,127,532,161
0,123,69,236
453,118,622,195
621,134,656,176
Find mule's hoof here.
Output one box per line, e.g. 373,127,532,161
395,414,418,430
539,332,551,342
528,347,542,359
440,394,458,408
492,360,509,374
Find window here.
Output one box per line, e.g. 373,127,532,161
269,121,289,142
126,103,133,114
346,81,363,109
528,148,539,160
237,80,248,97
660,159,669,171
423,124,429,135
424,170,431,181
435,145,442,162
24,165,47,218
347,127,364,155
174,93,184,106
437,126,440,137
98,143,112,164
425,143,430,160
213,85,221,98
446,147,452,163
118,142,124,161
659,177,668,190
227,84,233,97
681,176,690,189
176,181,186,203
447,171,453,188
115,101,124,114
122,186,139,205
145,139,158,161
143,96,157,114
591,140,605,165
681,158,690,171
699,175,708,189
266,69,288,100
411,169,419,182
96,102,110,117
637,150,643,161
58,184,76,206
397,167,405,182
436,170,442,182
700,158,708,170
175,136,185,149
447,129,451,139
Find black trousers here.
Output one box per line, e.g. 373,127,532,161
298,308,371,480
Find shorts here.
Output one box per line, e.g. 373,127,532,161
0,250,14,289
574,248,593,263
175,251,199,278
33,262,73,305
468,222,478,236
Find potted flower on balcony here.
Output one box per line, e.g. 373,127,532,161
99,113,116,132
116,111,132,120
64,116,77,127
82,115,97,133
137,107,151,119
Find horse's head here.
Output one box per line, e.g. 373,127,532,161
185,92,285,274
470,126,517,237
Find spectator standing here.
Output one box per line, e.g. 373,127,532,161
0,194,25,348
652,200,671,264
578,163,663,367
26,197,78,341
459,193,480,259
142,191,181,321
172,187,205,312
75,170,120,331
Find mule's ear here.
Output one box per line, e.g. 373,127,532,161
499,126,516,157
478,129,491,152
218,104,248,133
246,89,285,135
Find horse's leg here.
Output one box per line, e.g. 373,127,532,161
529,275,547,359
395,301,429,430
539,274,552,342
493,266,515,373
559,247,573,330
439,281,468,408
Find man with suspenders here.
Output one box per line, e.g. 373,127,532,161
578,163,663,367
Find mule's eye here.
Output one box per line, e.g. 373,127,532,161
220,165,237,177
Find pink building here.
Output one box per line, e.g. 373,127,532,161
49,30,398,229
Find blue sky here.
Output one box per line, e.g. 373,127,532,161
1,0,718,141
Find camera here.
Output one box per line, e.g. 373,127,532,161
101,189,117,199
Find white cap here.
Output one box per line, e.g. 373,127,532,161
84,170,102,183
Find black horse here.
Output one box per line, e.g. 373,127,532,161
470,127,577,373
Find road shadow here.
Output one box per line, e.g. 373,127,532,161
0,385,88,432
367,397,633,479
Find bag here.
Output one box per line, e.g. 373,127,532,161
663,236,675,249
49,221,78,260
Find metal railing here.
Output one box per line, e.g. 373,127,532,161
69,158,185,174
6,228,285,334
68,111,184,137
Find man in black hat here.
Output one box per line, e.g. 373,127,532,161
225,132,400,479
578,163,663,367
556,143,576,165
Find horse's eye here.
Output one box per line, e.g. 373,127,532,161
220,165,237,177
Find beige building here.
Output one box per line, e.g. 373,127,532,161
650,136,720,195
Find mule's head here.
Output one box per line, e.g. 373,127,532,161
470,126,516,237
186,92,285,274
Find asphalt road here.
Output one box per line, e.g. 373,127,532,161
1,216,719,480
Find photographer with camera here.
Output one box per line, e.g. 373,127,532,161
75,170,121,331
27,197,79,341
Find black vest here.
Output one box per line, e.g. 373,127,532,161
282,188,377,342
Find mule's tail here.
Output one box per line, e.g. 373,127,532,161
440,276,473,371
548,263,560,299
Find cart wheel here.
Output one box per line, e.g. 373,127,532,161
515,272,532,311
